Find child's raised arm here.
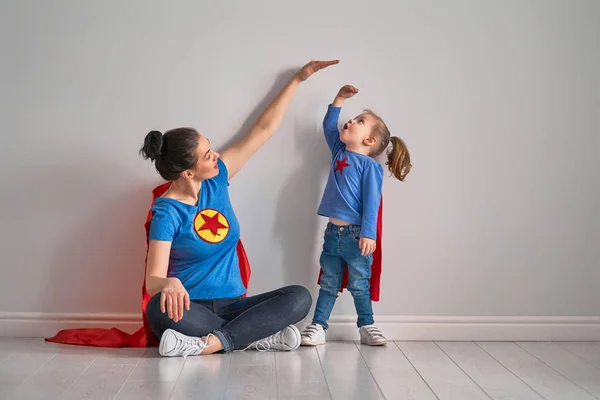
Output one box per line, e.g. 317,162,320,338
323,85,359,153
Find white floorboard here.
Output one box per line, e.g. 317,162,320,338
436,341,543,400
516,341,600,398
2,338,600,399
317,341,384,400
275,346,330,400
114,348,186,400
222,349,278,400
170,352,231,400
397,341,492,399
478,342,597,400
60,345,146,400
556,342,600,370
357,341,437,400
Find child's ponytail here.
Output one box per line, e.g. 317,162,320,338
386,136,412,181
363,109,412,181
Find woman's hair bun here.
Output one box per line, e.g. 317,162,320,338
140,130,163,161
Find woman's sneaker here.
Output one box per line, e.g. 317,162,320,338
359,324,387,346
159,329,211,357
300,323,326,346
248,325,301,351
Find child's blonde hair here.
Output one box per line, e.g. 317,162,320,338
363,109,412,181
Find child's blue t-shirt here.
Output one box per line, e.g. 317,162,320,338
148,158,246,300
317,105,384,240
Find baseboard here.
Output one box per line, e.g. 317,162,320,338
1,312,599,341
0,312,141,338
327,315,600,341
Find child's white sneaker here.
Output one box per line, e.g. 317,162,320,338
300,323,326,346
359,325,387,346
249,325,301,351
159,329,211,357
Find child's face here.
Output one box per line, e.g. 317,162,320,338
340,113,378,149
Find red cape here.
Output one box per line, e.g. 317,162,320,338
45,182,252,347
318,197,382,302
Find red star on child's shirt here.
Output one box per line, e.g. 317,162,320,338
198,212,227,236
335,157,351,174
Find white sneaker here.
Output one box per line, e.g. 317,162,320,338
359,325,387,346
248,325,301,351
159,329,211,357
300,323,326,346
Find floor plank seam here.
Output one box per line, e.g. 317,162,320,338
219,352,233,400
433,341,494,400
167,350,190,400
61,352,102,397
315,346,333,400
473,342,548,400
354,341,386,400
514,342,600,400
393,341,440,400
553,342,600,372
13,350,58,396
273,351,279,400
113,348,147,399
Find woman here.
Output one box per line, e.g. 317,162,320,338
140,60,339,356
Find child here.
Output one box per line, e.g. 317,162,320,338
300,85,412,346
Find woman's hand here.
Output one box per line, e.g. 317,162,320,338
295,60,339,81
160,277,190,323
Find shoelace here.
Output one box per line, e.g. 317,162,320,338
363,326,385,339
301,325,321,338
236,330,284,353
177,333,214,358
236,341,270,352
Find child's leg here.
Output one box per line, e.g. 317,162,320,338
312,251,345,329
340,229,375,328
345,254,375,328
342,228,387,345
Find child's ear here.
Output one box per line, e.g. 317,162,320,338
364,136,377,147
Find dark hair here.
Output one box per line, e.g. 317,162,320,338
363,109,412,181
140,128,200,181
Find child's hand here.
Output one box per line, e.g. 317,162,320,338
359,237,376,256
296,60,339,81
337,85,359,99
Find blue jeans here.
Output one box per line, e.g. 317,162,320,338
146,285,311,352
312,223,374,329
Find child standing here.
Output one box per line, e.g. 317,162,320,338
300,85,412,346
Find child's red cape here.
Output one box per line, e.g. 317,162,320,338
45,182,252,347
317,197,383,302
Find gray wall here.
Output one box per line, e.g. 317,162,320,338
1,0,598,319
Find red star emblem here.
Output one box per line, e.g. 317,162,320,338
198,212,227,236
335,157,351,174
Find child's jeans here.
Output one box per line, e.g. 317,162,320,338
312,223,374,329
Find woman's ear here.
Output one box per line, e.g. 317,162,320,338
182,169,194,179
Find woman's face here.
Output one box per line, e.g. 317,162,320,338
190,134,220,181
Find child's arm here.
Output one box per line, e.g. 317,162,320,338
221,60,338,180
359,163,384,255
323,85,359,153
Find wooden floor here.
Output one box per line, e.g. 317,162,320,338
1,338,600,399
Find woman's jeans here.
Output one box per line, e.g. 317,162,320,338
146,285,311,352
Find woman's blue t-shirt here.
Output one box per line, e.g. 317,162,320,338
148,159,245,300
